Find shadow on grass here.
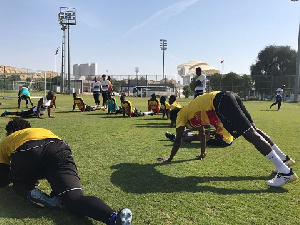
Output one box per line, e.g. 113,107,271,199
110,160,288,195
135,123,171,128
0,186,95,224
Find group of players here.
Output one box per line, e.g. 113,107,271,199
0,69,298,225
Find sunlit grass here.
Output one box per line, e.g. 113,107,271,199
0,92,299,224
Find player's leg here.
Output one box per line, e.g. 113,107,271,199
214,91,297,186
45,140,132,224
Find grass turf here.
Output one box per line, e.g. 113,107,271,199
0,92,299,225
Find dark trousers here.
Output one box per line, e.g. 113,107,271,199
11,139,114,223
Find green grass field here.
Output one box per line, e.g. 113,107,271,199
0,92,299,225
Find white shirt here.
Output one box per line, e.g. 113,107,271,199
275,88,283,98
93,81,101,92
101,80,111,92
195,74,206,93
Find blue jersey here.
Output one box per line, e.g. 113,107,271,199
108,97,118,112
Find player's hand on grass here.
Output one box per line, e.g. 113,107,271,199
196,152,207,160
157,157,171,162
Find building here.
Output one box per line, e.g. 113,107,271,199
73,63,98,80
177,61,219,86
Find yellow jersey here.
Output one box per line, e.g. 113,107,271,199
161,102,171,110
0,128,61,165
121,100,134,115
170,101,182,110
176,91,233,143
74,97,86,112
148,99,160,110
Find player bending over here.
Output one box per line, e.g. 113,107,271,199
158,91,297,187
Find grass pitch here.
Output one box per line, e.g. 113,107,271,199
0,92,299,225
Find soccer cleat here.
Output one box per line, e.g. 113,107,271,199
1,110,9,117
272,156,295,173
27,188,63,209
267,169,298,187
165,131,176,142
110,208,132,225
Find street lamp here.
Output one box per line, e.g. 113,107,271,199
160,39,167,88
58,7,76,94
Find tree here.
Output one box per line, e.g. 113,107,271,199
250,45,296,95
183,85,191,98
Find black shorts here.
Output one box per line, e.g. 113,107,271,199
93,92,100,104
10,139,81,196
18,108,36,117
213,91,253,139
102,92,108,103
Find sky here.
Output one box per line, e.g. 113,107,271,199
1,0,300,82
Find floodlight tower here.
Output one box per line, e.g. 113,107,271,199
58,7,76,94
160,39,167,88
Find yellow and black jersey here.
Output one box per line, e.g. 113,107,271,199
73,97,86,112
148,98,160,110
121,100,134,115
170,101,182,111
161,102,171,111
0,128,61,165
176,91,233,143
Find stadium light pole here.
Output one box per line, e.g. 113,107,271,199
160,39,167,88
135,67,139,96
58,7,76,94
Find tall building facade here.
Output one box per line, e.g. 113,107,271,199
73,63,98,80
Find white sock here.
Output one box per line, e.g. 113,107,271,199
272,144,286,161
265,150,290,174
143,111,152,115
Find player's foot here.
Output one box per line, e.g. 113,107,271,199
110,208,132,225
165,131,176,141
272,156,295,173
1,110,9,117
27,188,63,209
270,105,272,109
267,169,298,187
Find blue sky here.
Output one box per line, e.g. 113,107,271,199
0,0,299,81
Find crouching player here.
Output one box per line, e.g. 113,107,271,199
0,118,132,224
148,94,160,115
160,96,170,119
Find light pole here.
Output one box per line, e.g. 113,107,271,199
160,39,167,88
135,67,139,94
58,7,76,94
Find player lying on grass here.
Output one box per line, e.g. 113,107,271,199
72,93,105,112
1,91,56,119
18,86,34,109
157,91,297,187
148,93,160,115
120,94,152,117
0,118,132,225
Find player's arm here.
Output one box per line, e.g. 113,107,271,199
36,98,43,118
72,100,76,111
158,126,185,162
196,126,207,160
47,106,53,118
